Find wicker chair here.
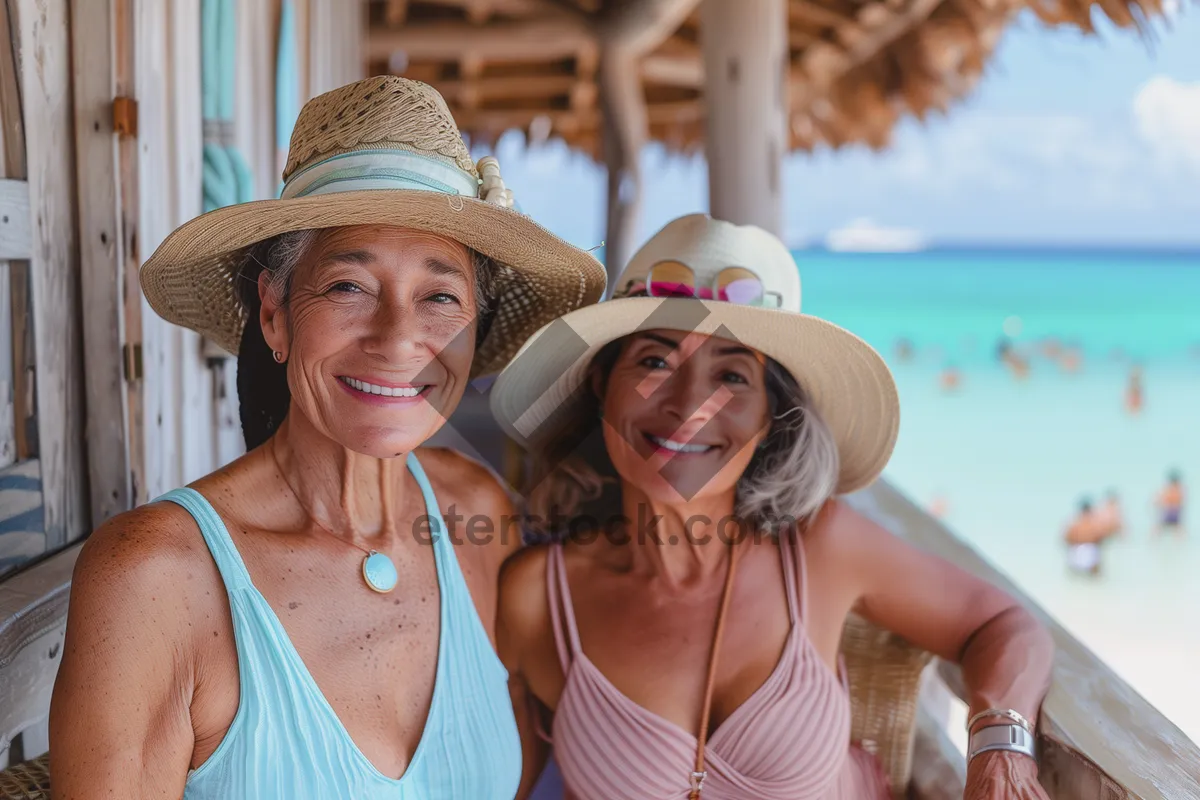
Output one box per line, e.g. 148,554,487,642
0,753,49,800
841,612,935,799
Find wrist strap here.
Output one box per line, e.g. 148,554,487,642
967,707,1034,734
968,723,1037,762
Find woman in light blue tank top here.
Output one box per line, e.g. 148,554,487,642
164,452,520,799
49,76,604,799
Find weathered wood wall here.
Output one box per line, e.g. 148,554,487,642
15,0,87,551
0,0,368,765
133,0,364,503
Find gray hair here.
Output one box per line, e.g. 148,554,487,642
525,344,841,536
734,359,840,531
254,228,500,342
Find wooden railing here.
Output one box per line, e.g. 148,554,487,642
0,544,77,769
848,480,1200,800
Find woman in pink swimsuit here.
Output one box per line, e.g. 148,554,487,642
492,215,1054,800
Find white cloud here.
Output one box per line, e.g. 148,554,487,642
1133,76,1200,173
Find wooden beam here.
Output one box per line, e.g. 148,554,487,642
367,18,589,61
572,41,599,110
0,0,32,467
70,0,133,524
435,73,580,102
385,0,408,26
15,0,89,543
788,0,855,29
641,52,702,87
451,98,699,131
596,0,701,56
795,0,947,101
789,26,818,49
403,0,557,16
457,56,485,109
452,106,591,133
464,0,493,23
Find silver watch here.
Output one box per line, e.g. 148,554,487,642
967,723,1037,762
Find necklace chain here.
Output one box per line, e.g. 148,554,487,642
268,439,377,557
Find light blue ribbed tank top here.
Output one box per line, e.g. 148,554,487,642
162,452,522,799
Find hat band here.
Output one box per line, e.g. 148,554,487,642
280,148,480,200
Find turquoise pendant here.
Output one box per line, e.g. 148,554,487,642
361,551,398,593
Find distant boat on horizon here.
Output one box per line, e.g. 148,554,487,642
824,218,928,253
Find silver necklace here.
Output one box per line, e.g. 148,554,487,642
270,442,399,593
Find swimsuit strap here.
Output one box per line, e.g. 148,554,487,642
546,543,583,666
690,537,744,799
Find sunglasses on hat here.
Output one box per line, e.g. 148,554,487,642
620,260,783,308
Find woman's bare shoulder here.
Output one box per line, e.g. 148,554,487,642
800,499,889,559
415,446,514,514
498,544,552,628
71,500,224,640
82,501,213,577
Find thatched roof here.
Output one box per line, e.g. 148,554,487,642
365,0,1163,157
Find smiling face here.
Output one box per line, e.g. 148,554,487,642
598,330,772,506
259,225,479,458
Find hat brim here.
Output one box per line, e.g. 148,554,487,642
490,297,899,494
139,189,606,377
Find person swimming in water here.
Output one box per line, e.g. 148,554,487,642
1125,365,1144,416
1063,498,1108,577
1155,470,1185,536
939,363,962,393
996,339,1030,380
1096,490,1123,539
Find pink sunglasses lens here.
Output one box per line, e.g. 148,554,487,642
717,272,765,305
653,281,697,298
648,261,698,298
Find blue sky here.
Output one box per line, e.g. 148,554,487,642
486,8,1200,249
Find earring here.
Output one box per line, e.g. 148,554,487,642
272,350,285,364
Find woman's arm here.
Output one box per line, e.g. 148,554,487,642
811,501,1054,795
498,547,556,800
49,514,198,800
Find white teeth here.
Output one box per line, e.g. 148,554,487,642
341,377,422,397
650,435,713,454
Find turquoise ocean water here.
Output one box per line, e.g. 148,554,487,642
795,249,1200,741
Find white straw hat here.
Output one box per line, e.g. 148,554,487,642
490,213,899,493
140,75,606,377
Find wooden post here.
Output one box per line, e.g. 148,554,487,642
597,43,645,289
71,0,133,524
0,0,27,471
700,0,789,235
114,0,146,505
14,0,89,543
593,0,700,287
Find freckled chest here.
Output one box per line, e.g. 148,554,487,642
194,525,443,778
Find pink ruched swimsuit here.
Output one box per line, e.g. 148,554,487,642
543,533,891,800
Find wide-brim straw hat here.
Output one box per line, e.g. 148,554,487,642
140,76,606,377
490,214,899,494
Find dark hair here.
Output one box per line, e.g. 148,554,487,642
233,229,500,451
